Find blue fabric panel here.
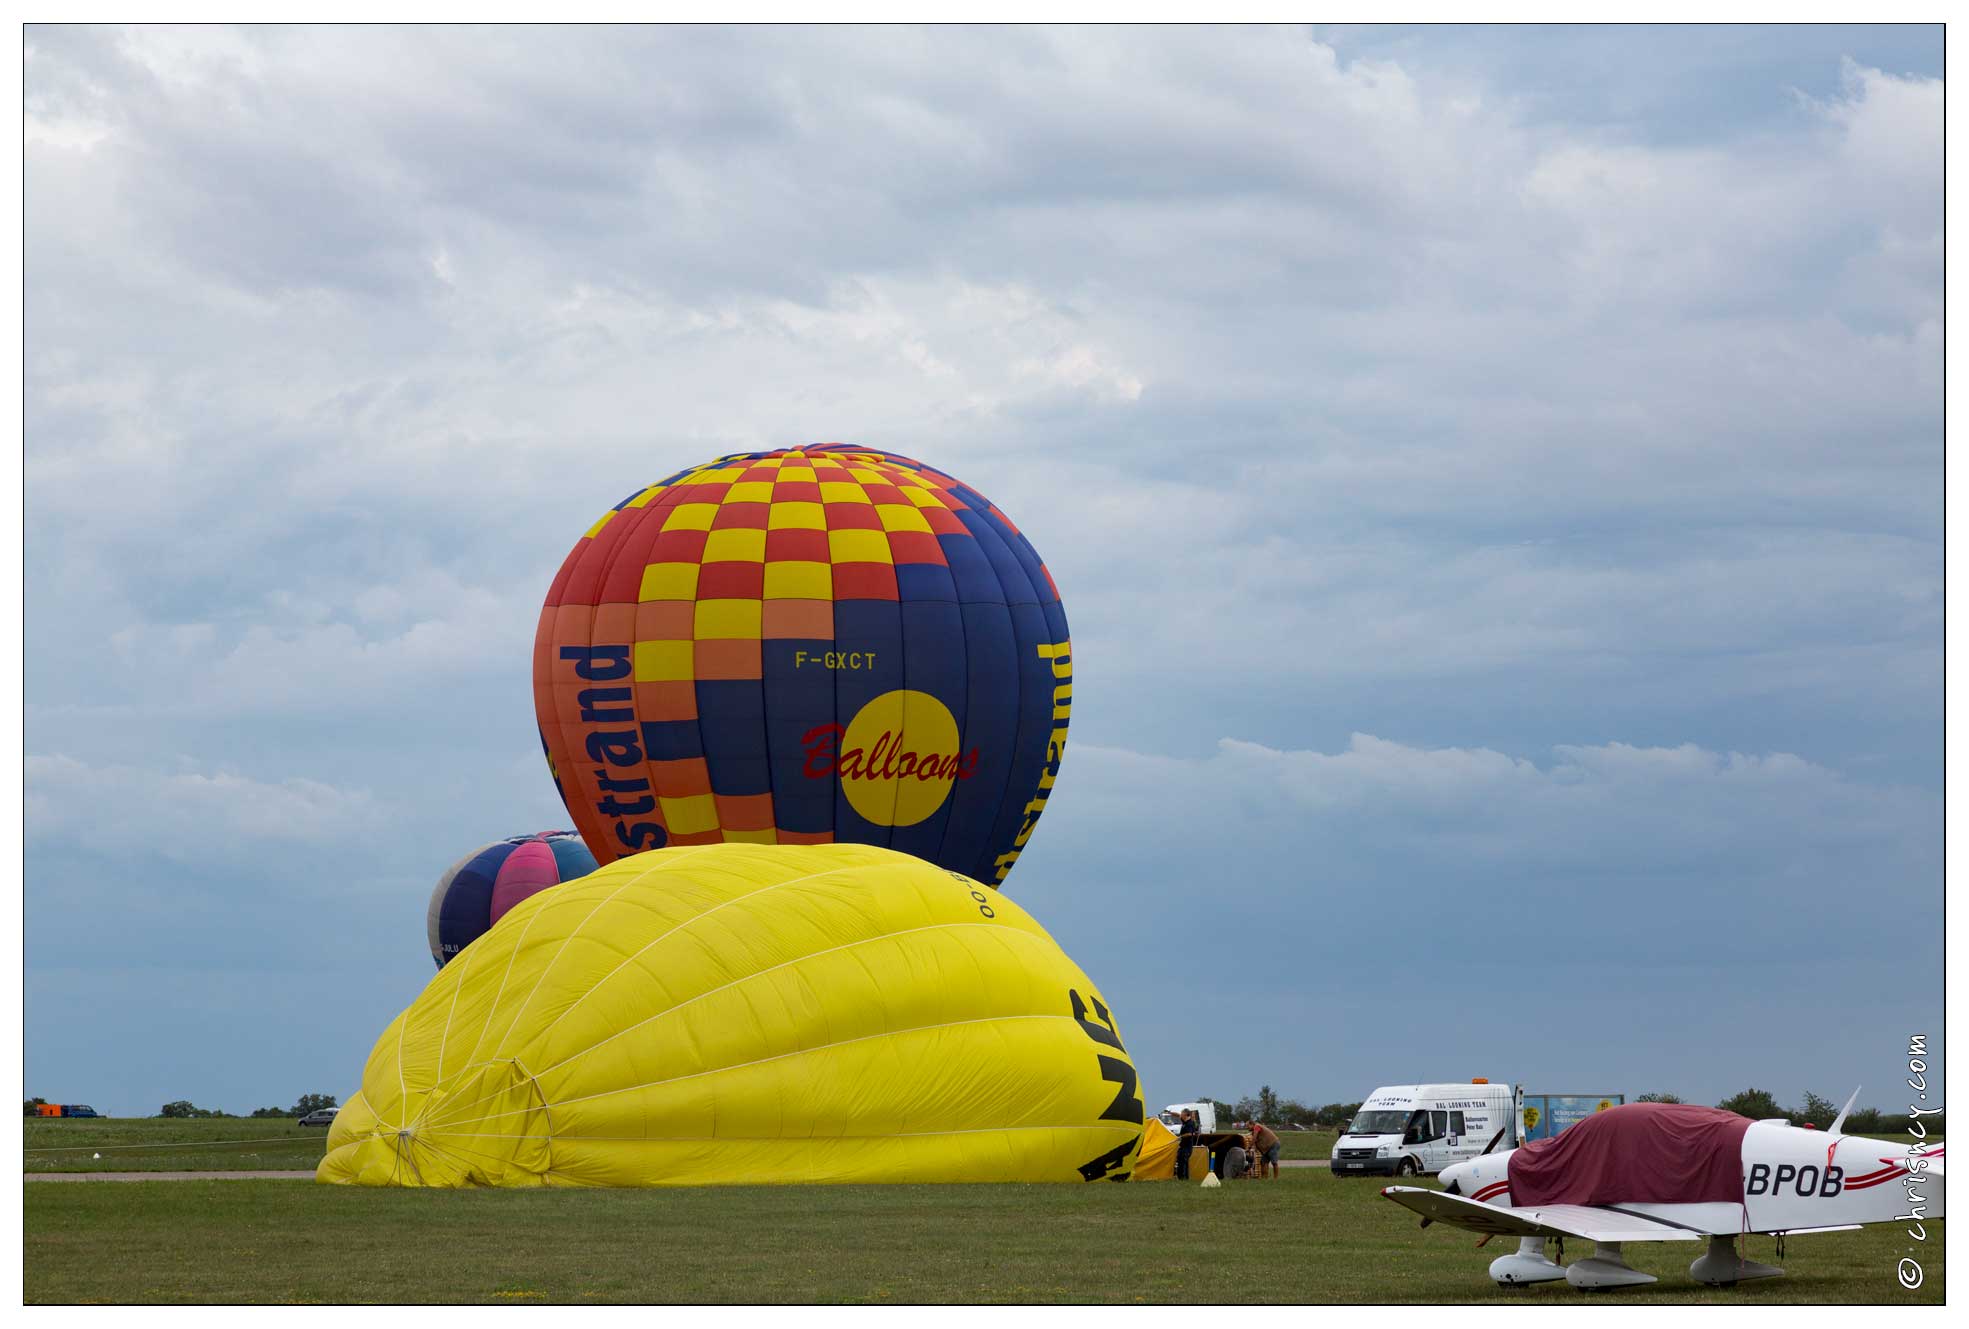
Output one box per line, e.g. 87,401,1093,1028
936,600,1021,882
829,598,906,848
763,637,839,834
939,532,1006,604
436,842,516,965
978,599,1061,880
885,598,969,864
894,561,959,603
695,679,772,797
956,507,1044,606
640,718,705,762
546,835,599,883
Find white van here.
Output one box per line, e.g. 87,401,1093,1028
1156,1102,1218,1134
1330,1081,1521,1177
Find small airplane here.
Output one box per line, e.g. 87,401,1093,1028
1382,1094,1943,1290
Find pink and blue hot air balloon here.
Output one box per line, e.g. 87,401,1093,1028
425,831,598,968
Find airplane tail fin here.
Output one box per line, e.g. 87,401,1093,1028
1828,1086,1861,1137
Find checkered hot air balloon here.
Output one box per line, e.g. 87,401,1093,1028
427,831,598,968
533,445,1071,888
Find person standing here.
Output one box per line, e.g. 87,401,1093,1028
1175,1108,1200,1180
1250,1119,1282,1180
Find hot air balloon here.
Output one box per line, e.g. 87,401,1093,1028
534,445,1070,889
426,831,597,969
320,844,1144,1187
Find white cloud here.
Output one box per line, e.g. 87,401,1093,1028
1060,731,1939,883
20,26,1940,1112
25,753,381,856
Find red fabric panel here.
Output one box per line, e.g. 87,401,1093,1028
1507,1103,1752,1206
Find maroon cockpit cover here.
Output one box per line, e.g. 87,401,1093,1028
1507,1103,1752,1207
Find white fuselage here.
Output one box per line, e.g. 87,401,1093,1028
1438,1120,1944,1232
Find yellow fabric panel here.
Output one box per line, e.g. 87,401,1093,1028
828,529,892,565
658,794,720,834
694,599,763,639
633,640,694,682
1131,1118,1179,1180
662,503,719,532
318,844,1145,1188
875,503,932,534
762,561,831,600
702,529,767,563
638,563,699,602
767,501,826,531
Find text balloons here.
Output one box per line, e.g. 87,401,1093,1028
534,445,1071,889
426,832,597,968
320,844,1146,1187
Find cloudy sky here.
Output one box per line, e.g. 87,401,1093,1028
24,24,1941,1118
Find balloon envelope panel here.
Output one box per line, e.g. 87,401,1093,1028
323,844,1144,1187
534,445,1071,889
426,832,599,968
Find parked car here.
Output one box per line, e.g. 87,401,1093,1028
62,1104,101,1118
298,1108,337,1127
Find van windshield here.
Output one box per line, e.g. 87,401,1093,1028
1346,1110,1409,1135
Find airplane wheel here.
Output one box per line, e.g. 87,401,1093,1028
1397,1158,1418,1177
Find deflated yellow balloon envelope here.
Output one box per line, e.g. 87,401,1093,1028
319,843,1145,1187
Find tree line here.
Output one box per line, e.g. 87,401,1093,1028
1656,1088,1942,1136
1195,1085,1942,1135
26,1093,340,1119
159,1092,339,1119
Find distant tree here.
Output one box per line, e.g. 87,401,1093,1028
250,1106,289,1119
1797,1091,1838,1129
159,1100,232,1119
1257,1085,1281,1124
291,1093,339,1118
1318,1101,1362,1130
1636,1092,1682,1104
1843,1107,1885,1134
1877,1110,1944,1136
25,1097,47,1116
1278,1098,1313,1127
1717,1088,1784,1120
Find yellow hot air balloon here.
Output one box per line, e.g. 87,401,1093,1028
319,843,1144,1187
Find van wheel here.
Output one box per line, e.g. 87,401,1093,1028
1397,1157,1418,1177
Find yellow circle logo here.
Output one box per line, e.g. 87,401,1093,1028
800,690,979,826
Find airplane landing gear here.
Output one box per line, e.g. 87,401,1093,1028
1565,1241,1657,1290
1490,1236,1567,1285
1689,1235,1784,1286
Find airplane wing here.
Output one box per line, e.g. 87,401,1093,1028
1381,1187,1703,1243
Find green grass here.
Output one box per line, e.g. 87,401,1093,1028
25,1167,1941,1304
24,1116,329,1173
1277,1128,1337,1160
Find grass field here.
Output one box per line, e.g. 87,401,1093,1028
24,1116,330,1173
25,1124,1943,1304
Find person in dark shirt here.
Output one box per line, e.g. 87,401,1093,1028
1175,1109,1200,1180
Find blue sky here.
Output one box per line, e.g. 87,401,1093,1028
24,24,1941,1117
